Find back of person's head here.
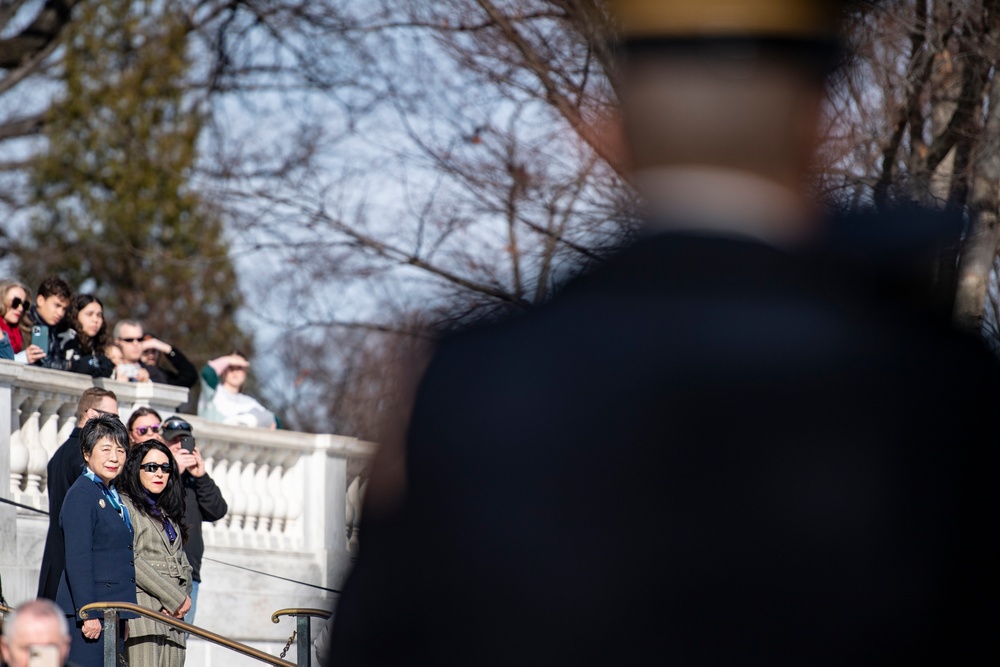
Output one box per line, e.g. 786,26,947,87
35,276,72,301
606,0,854,176
75,387,118,424
0,598,70,667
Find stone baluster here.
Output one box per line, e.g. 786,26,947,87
283,458,305,550
225,455,247,536
38,397,64,457
9,390,28,495
57,401,77,445
240,453,261,534
266,462,287,540
20,396,46,498
208,455,232,534
254,460,273,536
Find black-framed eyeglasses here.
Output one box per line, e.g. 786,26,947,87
163,419,192,432
136,424,161,436
9,297,28,311
118,337,142,343
139,463,172,474
92,408,119,419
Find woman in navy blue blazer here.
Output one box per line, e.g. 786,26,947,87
56,413,138,667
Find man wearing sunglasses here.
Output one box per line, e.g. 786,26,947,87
37,387,119,601
113,320,198,389
160,416,228,624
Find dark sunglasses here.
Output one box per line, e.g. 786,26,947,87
163,419,192,431
139,462,172,474
136,424,161,436
9,297,28,310
118,337,143,343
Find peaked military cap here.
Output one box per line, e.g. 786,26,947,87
607,0,849,41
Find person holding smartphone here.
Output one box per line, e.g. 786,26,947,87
160,417,228,625
16,276,73,369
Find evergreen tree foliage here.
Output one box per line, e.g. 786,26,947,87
17,0,249,365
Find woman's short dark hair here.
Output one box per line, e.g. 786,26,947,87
79,413,129,458
126,407,162,442
118,439,188,542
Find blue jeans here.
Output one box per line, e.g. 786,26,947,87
188,579,200,626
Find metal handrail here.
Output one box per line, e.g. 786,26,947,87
270,607,331,665
80,601,295,667
270,607,331,623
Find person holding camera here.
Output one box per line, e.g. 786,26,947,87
160,416,228,626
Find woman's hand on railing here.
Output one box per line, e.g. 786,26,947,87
81,618,102,639
174,595,192,618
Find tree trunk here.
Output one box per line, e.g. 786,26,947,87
954,68,1000,332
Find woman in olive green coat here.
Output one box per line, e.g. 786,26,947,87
119,440,193,667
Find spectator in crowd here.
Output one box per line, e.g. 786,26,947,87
56,414,137,667
0,279,29,358
119,439,193,666
160,416,228,625
17,276,73,368
102,342,141,382
127,406,165,446
38,388,119,601
63,294,115,378
113,320,197,387
0,599,71,667
198,352,276,429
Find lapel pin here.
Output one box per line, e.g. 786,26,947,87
99,499,106,509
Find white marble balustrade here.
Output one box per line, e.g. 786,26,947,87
1,360,189,511
169,416,373,560
1,362,375,662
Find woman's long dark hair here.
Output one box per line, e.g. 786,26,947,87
118,439,188,543
72,294,109,355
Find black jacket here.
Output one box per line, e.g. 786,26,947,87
144,347,198,388
37,427,84,600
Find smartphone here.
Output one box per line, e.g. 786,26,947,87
31,324,49,354
119,363,141,380
28,644,60,667
179,434,196,452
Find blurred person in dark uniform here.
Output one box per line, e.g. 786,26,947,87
327,1,1000,664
